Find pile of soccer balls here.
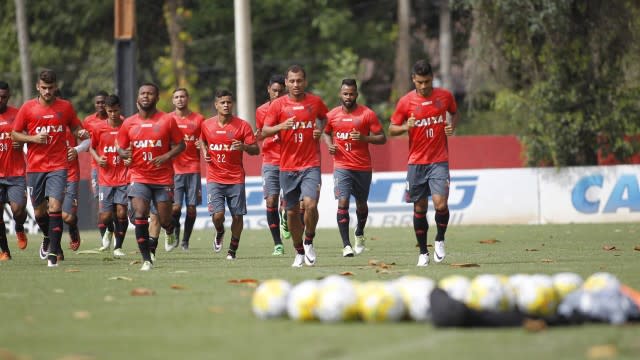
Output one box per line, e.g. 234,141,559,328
251,272,638,324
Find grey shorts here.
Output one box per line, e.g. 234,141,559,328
174,173,202,207
91,168,99,199
0,176,27,206
262,164,281,198
99,185,128,213
405,162,450,202
62,181,79,214
206,182,247,216
27,170,67,206
280,167,321,211
128,182,174,206
333,168,372,202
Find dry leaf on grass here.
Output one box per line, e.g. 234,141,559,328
368,259,379,266
130,288,155,296
104,295,115,302
586,344,618,359
602,245,617,251
170,284,186,290
227,278,258,284
634,245,640,251
54,288,64,294
65,269,80,273
522,318,547,332
541,259,554,263
57,354,96,360
72,311,91,320
450,263,480,268
108,276,133,281
376,269,390,274
76,250,101,254
525,248,539,252
208,306,224,314
479,239,499,244
340,272,354,276
129,260,141,265
0,348,18,360
370,236,379,240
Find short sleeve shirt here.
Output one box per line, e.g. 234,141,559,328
201,116,256,184
0,106,26,177
92,121,128,186
255,101,280,166
171,111,205,174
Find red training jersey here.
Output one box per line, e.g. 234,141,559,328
0,106,26,177
91,121,128,186
170,111,205,174
65,128,80,182
13,98,82,173
83,113,108,169
264,93,328,171
201,116,256,184
325,104,383,171
390,88,457,165
117,111,182,185
255,101,280,166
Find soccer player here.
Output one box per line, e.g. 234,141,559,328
323,79,386,257
90,95,130,257
255,74,288,256
389,60,458,267
62,126,87,252
201,90,258,260
11,69,88,267
0,81,29,260
117,83,185,271
262,65,329,267
169,88,204,251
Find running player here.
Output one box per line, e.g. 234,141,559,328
62,126,86,252
11,69,88,267
201,90,258,260
323,79,386,257
389,60,458,266
117,83,184,271
262,65,329,267
0,81,28,260
255,74,287,256
168,88,204,251
90,95,130,257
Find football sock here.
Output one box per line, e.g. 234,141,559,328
98,223,107,239
14,222,24,233
183,213,196,243
114,217,128,249
355,208,368,236
0,222,9,253
435,209,450,241
35,215,49,237
337,207,351,247
295,245,304,255
107,221,114,233
49,212,63,256
413,210,428,254
229,236,240,253
303,231,315,245
134,217,151,262
266,206,282,245
149,236,158,255
172,212,181,241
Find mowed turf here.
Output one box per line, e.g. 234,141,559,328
1,223,639,360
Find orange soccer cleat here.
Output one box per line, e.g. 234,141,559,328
16,231,28,250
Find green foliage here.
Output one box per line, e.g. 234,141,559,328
313,48,364,109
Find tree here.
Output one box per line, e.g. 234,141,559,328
392,0,411,101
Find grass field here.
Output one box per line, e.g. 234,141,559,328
1,223,639,360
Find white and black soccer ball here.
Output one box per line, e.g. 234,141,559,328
393,275,436,321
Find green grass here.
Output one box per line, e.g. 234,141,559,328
1,223,640,360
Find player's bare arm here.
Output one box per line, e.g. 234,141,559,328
11,130,47,144
322,132,336,155
151,140,185,166
89,147,107,167
200,138,211,162
445,112,459,136
71,125,89,140
232,139,259,155
261,116,295,137
389,112,416,137
356,129,386,145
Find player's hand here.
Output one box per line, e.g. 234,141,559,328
280,116,295,131
349,128,362,141
445,124,454,136
123,157,132,166
12,141,23,150
67,147,78,161
77,129,90,139
194,139,201,150
231,139,244,151
34,132,48,144
407,113,416,129
98,156,107,167
151,154,170,166
119,148,132,160
203,152,211,162
312,128,321,140
327,143,336,155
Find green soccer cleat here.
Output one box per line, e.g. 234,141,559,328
272,244,285,256
279,208,291,240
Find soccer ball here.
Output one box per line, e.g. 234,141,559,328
465,274,514,312
357,281,405,322
516,274,559,317
508,273,531,295
252,279,292,319
393,275,436,321
552,272,583,300
286,280,320,321
582,272,620,293
438,275,471,303
314,275,359,322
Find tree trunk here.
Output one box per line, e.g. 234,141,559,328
163,0,187,89
439,0,452,91
14,0,32,101
392,0,411,101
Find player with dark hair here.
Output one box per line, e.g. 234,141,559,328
255,74,288,256
389,60,458,267
168,88,205,251
323,79,386,257
201,90,258,260
0,81,29,260
117,83,185,271
11,69,89,267
90,94,130,257
262,65,329,267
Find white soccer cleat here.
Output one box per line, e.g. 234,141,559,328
150,252,156,263
226,254,235,260
417,253,430,267
434,240,446,263
213,235,223,253
140,261,153,271
100,230,113,251
291,254,305,268
113,248,126,257
354,231,366,255
164,231,177,252
342,245,355,257
303,243,316,266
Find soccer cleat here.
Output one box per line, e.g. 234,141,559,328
417,253,430,267
434,240,446,263
99,230,113,251
58,249,65,262
342,245,355,257
213,233,223,253
150,251,156,263
181,241,189,251
354,231,366,255
226,251,236,260
39,239,49,260
0,252,11,261
47,253,58,267
272,244,284,256
140,260,153,271
69,230,81,251
303,243,316,266
291,254,304,268
16,231,28,250
164,231,177,252
113,248,126,257
280,208,291,240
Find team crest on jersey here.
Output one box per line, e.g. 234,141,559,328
434,99,443,109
